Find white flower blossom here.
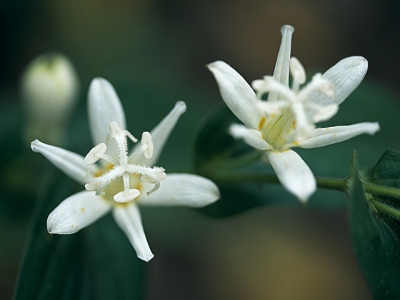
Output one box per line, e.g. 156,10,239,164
208,25,379,202
31,78,220,262
22,52,79,145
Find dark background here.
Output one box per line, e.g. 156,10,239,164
2,0,399,299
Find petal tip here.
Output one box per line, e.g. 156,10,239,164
174,101,187,114
207,60,227,71
138,252,155,262
30,139,41,151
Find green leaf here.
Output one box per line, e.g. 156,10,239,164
14,168,146,300
192,104,246,171
369,148,400,189
348,152,400,299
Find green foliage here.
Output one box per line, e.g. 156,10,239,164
349,151,400,299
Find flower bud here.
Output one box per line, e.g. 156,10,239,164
22,52,79,145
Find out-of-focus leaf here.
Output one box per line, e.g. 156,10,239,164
349,152,400,299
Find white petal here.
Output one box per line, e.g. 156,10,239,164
208,61,264,130
130,101,186,166
266,150,316,202
229,123,271,150
138,174,220,207
31,139,96,185
47,191,111,234
310,56,368,106
88,78,126,146
297,122,380,149
259,101,287,115
112,203,154,262
290,57,306,85
272,25,294,86
311,104,339,123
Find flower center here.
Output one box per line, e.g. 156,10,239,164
253,57,336,151
84,121,166,203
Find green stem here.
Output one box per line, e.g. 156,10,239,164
370,199,400,221
316,177,347,192
200,151,261,173
209,171,347,193
364,183,400,200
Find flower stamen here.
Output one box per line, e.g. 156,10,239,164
84,122,166,202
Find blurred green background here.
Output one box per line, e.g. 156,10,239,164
2,0,400,299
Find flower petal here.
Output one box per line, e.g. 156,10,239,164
130,101,186,166
310,56,368,106
112,203,154,262
88,78,126,146
47,191,111,234
229,123,271,150
208,61,264,130
138,174,220,207
271,25,294,88
266,150,316,202
31,139,96,185
297,122,380,149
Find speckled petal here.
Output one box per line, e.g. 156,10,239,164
47,191,111,234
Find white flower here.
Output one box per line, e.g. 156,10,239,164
208,25,379,202
31,78,220,262
22,52,79,145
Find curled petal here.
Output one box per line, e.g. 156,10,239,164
208,61,264,130
138,174,220,207
31,139,96,185
311,104,339,123
252,76,296,101
130,101,186,166
112,203,154,262
47,191,111,234
266,150,316,202
297,122,380,149
290,57,306,85
259,101,287,116
88,78,126,146
229,123,271,150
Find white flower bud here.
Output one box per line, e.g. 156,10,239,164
22,52,79,145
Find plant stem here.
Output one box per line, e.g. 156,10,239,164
370,199,400,220
364,183,400,200
210,171,347,193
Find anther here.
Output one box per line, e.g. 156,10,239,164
141,131,154,159
114,189,141,203
84,143,107,165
